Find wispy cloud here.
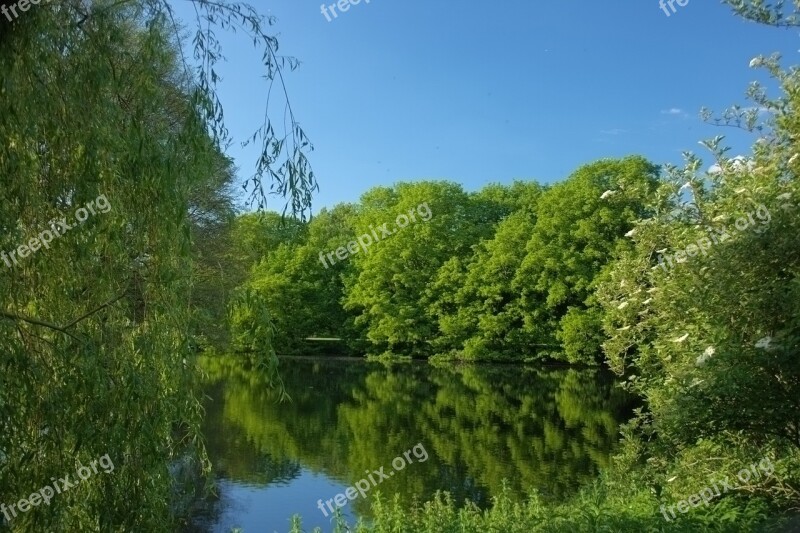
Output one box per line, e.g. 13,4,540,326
744,105,772,115
661,107,686,116
600,128,627,135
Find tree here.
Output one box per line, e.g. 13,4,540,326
343,182,490,357
514,157,660,363
429,201,541,360
0,1,315,529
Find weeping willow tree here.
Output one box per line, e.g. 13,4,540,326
0,0,313,529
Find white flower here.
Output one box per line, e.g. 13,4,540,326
749,56,763,68
624,229,636,238
667,476,678,483
777,192,792,200
755,336,772,349
672,333,689,343
679,182,692,192
732,156,754,169
788,153,800,165
617,301,629,310
697,346,716,364
656,248,668,254
642,298,652,305
600,190,617,200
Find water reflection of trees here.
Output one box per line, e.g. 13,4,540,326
199,356,636,516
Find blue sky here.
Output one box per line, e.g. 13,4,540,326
171,0,799,213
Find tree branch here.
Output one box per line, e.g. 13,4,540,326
1,290,128,341
0,311,83,342
63,291,128,329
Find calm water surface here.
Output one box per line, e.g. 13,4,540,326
191,356,635,532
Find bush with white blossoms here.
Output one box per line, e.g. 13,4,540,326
596,34,800,487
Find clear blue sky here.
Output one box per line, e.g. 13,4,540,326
172,0,798,213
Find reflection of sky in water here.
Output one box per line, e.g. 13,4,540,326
212,470,356,533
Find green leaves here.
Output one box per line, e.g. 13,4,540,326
238,164,657,365
0,0,305,528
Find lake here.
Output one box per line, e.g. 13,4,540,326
189,356,636,532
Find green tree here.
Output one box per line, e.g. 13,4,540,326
343,182,490,357
514,156,660,363
0,1,315,529
235,204,360,353
430,209,539,360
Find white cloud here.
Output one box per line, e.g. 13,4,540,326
707,155,754,175
661,108,685,116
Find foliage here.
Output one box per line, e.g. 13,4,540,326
590,2,800,530
231,205,361,354
342,181,493,357
512,157,660,363
287,482,785,533
428,186,543,360
240,169,656,364
0,0,314,529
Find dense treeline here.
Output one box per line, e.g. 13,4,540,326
232,158,660,364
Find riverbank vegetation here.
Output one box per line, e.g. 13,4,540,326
231,2,800,531
2,0,799,531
